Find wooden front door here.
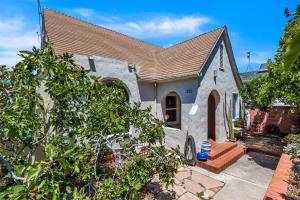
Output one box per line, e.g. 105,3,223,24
208,94,216,140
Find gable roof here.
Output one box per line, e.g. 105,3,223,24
43,9,225,81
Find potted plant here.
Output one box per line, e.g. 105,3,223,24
235,117,244,128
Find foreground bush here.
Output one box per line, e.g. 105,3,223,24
0,46,182,199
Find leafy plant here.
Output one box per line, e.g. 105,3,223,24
223,92,234,139
241,5,300,108
0,45,183,199
282,134,300,144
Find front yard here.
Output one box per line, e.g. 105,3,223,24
146,152,279,200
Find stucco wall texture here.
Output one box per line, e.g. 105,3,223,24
74,38,240,153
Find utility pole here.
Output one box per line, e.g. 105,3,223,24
37,0,42,47
246,51,251,72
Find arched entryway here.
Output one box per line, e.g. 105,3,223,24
207,90,220,140
101,78,131,132
101,78,130,102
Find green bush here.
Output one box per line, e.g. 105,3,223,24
282,134,300,144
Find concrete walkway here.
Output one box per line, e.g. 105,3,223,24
191,152,279,200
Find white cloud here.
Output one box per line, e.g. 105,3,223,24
71,8,95,18
103,16,211,38
0,15,39,67
0,51,22,67
0,32,39,48
0,17,24,33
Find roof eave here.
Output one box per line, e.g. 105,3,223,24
138,73,199,83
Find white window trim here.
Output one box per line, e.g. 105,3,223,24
164,92,181,129
232,93,240,119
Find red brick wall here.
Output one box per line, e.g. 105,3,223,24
248,107,300,134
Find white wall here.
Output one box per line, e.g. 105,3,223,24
138,82,156,115
74,54,141,104
155,78,199,151
154,38,240,152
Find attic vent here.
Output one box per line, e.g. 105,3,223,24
88,57,96,72
220,44,224,68
186,89,192,94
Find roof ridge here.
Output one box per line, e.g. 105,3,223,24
164,26,225,50
43,8,162,50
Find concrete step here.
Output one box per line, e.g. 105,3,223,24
208,141,238,160
196,144,246,174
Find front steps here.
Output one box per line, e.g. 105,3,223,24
196,141,246,174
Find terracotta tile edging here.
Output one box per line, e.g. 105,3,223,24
264,153,292,200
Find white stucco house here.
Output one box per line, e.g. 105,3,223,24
42,9,242,152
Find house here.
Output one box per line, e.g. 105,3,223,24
42,9,242,152
240,63,268,83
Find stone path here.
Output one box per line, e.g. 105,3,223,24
147,167,224,199
147,152,279,200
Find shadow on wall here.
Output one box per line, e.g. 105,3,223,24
249,107,300,134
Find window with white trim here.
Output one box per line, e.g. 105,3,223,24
164,92,181,129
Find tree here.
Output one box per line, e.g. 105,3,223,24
0,45,182,199
241,5,300,108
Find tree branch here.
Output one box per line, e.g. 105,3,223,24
0,155,24,183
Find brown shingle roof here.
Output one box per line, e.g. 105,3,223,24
43,9,225,81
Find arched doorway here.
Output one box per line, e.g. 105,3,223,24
101,78,130,102
207,90,220,140
101,78,130,132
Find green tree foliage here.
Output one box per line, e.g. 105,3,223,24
0,45,182,199
241,5,300,108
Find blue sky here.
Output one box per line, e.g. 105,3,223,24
0,0,299,72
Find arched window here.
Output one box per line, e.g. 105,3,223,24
164,92,181,129
220,44,224,68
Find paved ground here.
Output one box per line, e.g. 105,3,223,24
148,152,279,200
147,167,225,199
239,132,283,153
201,152,279,200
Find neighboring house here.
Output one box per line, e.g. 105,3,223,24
240,64,300,134
42,9,242,152
239,63,268,83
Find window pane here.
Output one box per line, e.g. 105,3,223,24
166,96,177,108
166,109,177,122
232,94,239,119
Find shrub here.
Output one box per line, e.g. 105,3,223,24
0,45,183,199
282,134,300,144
